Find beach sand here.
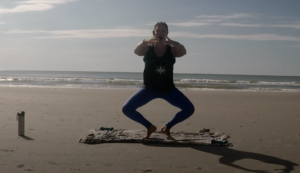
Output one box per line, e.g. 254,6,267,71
0,87,300,173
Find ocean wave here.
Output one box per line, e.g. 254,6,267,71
255,81,299,86
0,77,20,81
0,84,140,89
178,78,233,83
176,78,300,86
183,87,300,92
106,78,143,83
0,84,299,92
0,77,109,82
1,76,299,87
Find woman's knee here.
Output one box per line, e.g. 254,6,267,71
184,102,195,115
122,102,139,115
122,104,132,114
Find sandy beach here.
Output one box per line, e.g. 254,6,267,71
0,87,299,173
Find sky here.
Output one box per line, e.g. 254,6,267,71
0,0,300,76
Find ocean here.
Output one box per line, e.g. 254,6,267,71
0,71,300,92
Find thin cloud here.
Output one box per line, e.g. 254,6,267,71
171,13,300,29
16,0,76,4
269,24,300,29
0,21,5,24
167,13,255,27
175,33,300,42
220,23,300,29
220,23,264,27
168,22,210,27
6,29,300,42
6,29,151,38
197,13,255,20
195,19,223,23
0,4,53,13
0,0,76,14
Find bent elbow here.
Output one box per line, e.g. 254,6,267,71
183,48,187,55
134,49,140,56
177,50,187,58
134,50,144,56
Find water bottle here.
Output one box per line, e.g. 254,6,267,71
17,111,25,136
100,127,114,131
211,139,228,145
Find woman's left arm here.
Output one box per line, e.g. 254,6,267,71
164,37,187,58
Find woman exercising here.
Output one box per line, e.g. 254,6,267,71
122,22,195,140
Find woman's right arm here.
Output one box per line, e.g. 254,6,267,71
134,40,149,56
134,39,158,56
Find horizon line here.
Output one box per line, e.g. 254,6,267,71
0,70,299,77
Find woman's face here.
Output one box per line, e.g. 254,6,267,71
153,24,168,40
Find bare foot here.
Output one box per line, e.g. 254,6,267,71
160,125,175,140
142,125,157,140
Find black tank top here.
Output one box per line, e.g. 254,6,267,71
143,45,176,93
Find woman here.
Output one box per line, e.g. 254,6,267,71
122,22,195,140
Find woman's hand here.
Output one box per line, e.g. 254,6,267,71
163,37,187,57
163,37,178,47
134,38,159,56
142,38,159,47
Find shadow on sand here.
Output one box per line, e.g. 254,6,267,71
19,135,34,140
143,143,298,173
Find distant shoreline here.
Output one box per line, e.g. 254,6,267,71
1,70,299,77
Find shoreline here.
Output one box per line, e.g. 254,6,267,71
1,85,300,93
1,70,299,77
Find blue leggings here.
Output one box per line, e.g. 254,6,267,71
122,86,195,129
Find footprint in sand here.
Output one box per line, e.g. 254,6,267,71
0,149,14,152
48,161,60,165
103,163,113,166
24,169,34,171
172,166,186,169
134,169,152,172
17,164,24,168
195,167,203,170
